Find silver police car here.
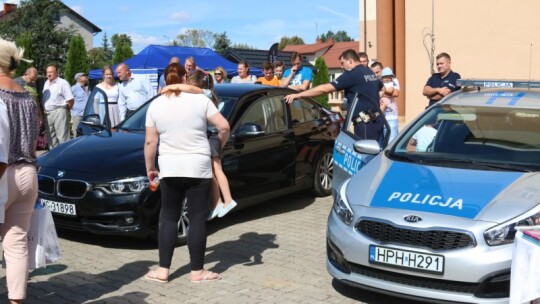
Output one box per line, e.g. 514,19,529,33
327,79,540,303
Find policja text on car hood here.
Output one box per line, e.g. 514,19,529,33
346,155,539,223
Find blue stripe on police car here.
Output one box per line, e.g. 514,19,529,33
371,162,523,219
333,140,366,175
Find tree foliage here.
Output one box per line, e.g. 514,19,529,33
113,44,134,64
278,36,305,50
166,40,180,46
88,32,114,69
111,33,132,50
230,43,255,50
0,0,72,74
88,48,108,70
318,30,352,42
101,32,114,62
213,31,231,55
64,35,89,84
14,33,35,76
176,29,215,48
111,34,134,63
312,57,330,108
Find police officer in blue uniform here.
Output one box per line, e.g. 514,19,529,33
423,52,461,108
285,49,383,140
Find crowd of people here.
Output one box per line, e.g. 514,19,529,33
0,30,464,299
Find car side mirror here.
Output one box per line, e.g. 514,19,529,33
81,114,106,130
354,140,382,155
236,122,265,137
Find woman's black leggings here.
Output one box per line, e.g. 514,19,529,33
158,177,211,271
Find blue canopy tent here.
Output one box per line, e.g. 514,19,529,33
89,45,261,80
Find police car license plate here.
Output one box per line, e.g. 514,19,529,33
369,245,444,274
41,199,77,216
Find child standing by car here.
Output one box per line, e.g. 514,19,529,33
162,70,237,220
380,67,400,142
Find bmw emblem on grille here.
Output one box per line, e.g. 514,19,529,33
404,215,422,223
57,171,65,178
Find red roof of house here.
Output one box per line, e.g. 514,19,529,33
283,40,361,69
283,42,333,54
322,41,361,69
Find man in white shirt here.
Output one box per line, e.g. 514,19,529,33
0,98,9,223
42,64,74,148
116,63,154,120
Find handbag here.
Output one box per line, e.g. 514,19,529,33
27,204,62,269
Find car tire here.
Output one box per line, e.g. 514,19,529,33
312,146,333,197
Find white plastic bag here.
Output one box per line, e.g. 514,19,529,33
27,205,62,269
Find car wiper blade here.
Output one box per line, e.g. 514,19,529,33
425,157,534,172
470,161,534,172
386,152,424,163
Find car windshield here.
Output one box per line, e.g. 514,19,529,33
117,95,238,132
389,103,540,171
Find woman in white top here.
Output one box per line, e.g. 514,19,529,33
96,66,120,126
230,61,257,84
144,63,230,283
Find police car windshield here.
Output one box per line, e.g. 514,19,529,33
390,104,540,171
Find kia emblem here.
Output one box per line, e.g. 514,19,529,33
57,171,65,178
404,215,422,223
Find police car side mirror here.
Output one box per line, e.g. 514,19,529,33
353,140,382,155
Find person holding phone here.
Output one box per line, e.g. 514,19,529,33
280,52,312,91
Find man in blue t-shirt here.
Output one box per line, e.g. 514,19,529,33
284,49,383,140
280,52,313,91
423,52,461,108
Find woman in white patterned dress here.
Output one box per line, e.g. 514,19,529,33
96,66,121,126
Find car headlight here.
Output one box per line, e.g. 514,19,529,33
484,205,540,246
95,176,150,195
333,179,354,225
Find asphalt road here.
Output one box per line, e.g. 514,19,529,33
0,189,423,303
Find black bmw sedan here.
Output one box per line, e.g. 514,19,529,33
37,84,341,243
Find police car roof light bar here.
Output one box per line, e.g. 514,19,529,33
457,79,540,89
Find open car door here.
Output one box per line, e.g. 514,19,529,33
76,87,112,137
331,94,391,196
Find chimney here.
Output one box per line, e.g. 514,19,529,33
316,38,322,44
3,3,17,13
327,37,335,44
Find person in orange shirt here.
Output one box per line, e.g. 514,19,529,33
256,62,280,86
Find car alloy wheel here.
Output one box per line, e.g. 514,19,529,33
176,198,189,245
313,147,333,197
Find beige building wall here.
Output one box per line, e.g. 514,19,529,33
359,0,378,61
58,13,95,50
405,0,540,124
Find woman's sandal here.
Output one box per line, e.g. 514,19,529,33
143,270,168,283
189,270,221,283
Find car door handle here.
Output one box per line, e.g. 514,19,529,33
335,144,345,155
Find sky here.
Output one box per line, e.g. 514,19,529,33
9,0,360,53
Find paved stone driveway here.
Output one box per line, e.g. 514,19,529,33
1,191,421,304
